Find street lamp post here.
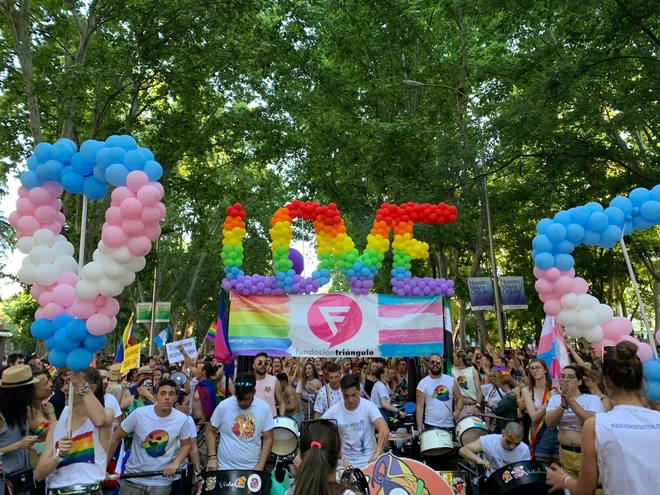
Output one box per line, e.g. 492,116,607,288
402,79,506,349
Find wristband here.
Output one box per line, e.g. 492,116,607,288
208,455,218,459
76,382,91,397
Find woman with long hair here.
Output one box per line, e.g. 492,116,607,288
521,358,559,464
28,368,56,495
545,365,604,480
0,365,39,495
297,362,322,420
584,368,613,412
487,371,519,432
547,341,660,493
289,419,363,495
272,357,284,375
288,360,301,390
35,368,113,494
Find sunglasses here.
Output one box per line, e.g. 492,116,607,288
429,360,442,365
142,382,154,387
235,381,255,389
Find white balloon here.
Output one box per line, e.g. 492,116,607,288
560,293,579,310
75,280,100,301
98,241,112,255
51,241,74,258
111,246,132,265
53,255,78,274
92,249,104,263
16,236,34,254
55,235,67,243
99,278,123,297
30,245,54,265
595,304,614,324
584,325,604,343
577,309,598,330
17,264,38,284
35,263,59,286
577,294,599,311
557,309,578,327
565,326,582,339
21,255,33,266
82,262,104,282
103,259,127,280
120,270,136,286
33,228,56,247
127,256,146,272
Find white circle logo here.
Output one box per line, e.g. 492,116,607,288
248,474,262,493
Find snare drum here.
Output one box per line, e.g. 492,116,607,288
436,471,473,495
485,460,549,495
420,428,453,456
455,415,489,446
272,416,299,456
49,485,101,495
200,470,271,494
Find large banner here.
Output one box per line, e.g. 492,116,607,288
499,276,528,310
228,292,444,357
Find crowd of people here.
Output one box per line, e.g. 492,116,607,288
0,337,658,494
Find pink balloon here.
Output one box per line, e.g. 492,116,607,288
43,222,62,235
34,205,57,223
106,206,123,226
544,267,562,282
155,202,166,220
126,171,149,193
120,197,143,219
86,313,111,336
45,283,56,291
111,186,136,207
34,308,44,320
98,297,120,317
16,215,40,235
8,211,19,228
594,338,616,357
65,306,74,316
533,267,545,280
38,292,53,307
28,187,51,206
17,186,29,198
122,219,145,237
573,278,589,295
544,299,562,316
50,198,61,210
150,181,164,197
562,268,576,278
43,302,65,320
55,212,66,225
109,316,117,331
16,197,36,216
616,334,638,345
539,291,560,303
95,295,107,307
141,206,161,225
30,284,47,300
52,284,76,306
42,181,63,197
72,299,97,319
535,279,554,295
144,223,161,241
57,272,79,286
602,316,633,340
554,276,575,295
127,236,152,257
137,185,161,206
102,225,128,248
637,342,653,362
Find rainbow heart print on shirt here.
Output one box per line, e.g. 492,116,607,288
142,429,169,458
57,431,94,467
433,385,450,402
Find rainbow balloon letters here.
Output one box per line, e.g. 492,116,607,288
221,201,458,296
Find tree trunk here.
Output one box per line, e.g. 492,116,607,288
458,297,466,347
474,310,488,347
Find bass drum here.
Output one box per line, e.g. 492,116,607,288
455,416,489,446
272,416,299,456
436,471,473,495
420,428,453,456
485,461,549,495
200,470,271,494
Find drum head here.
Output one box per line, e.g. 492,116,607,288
485,461,549,495
200,470,271,494
460,427,488,446
272,427,298,456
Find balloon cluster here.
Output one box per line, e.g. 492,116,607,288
220,200,457,297
8,136,165,370
532,187,660,399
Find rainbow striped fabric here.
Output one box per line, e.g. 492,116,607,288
57,430,95,467
228,294,292,355
206,321,217,342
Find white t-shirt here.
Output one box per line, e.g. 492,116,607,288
313,385,343,415
370,381,392,408
121,405,191,486
480,433,531,477
105,393,122,418
174,415,198,481
417,374,454,428
547,394,604,431
210,396,274,470
322,398,382,468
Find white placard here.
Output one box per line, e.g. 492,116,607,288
166,338,197,364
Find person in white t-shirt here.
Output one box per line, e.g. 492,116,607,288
205,373,274,471
98,368,123,423
314,362,344,419
459,422,530,477
416,353,464,432
371,367,406,422
547,341,660,494
287,419,364,495
321,374,389,469
171,390,201,494
108,378,192,495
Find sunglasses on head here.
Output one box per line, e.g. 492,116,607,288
235,380,255,389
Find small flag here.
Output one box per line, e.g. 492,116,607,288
34,421,50,437
115,313,134,363
205,322,217,342
47,366,58,380
154,327,170,349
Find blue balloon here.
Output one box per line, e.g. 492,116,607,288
26,155,38,171
535,218,553,235
80,139,104,163
554,254,574,271
108,146,126,164
604,207,625,227
624,222,635,235
565,223,585,244
84,334,107,353
118,135,137,151
62,171,84,194
646,379,660,402
35,163,50,181
57,138,77,153
546,223,567,243
583,230,601,246
96,147,115,168
609,196,633,216
105,163,130,187
66,348,93,371
137,147,154,161
553,211,572,226
20,170,41,189
44,160,64,180
51,142,75,163
48,349,69,368
651,185,660,203
554,240,575,254
634,216,653,231
45,336,57,351
30,318,53,340
569,206,590,226
532,235,553,253
124,150,146,171
93,165,107,183
587,211,609,232
643,360,660,381
83,176,107,200
52,314,74,331
143,160,163,181
106,135,122,147
600,225,623,245
66,319,89,342
534,253,555,270
54,328,79,352
641,200,660,221
61,166,72,177
71,153,95,176
585,202,604,213
630,187,650,207
34,142,52,162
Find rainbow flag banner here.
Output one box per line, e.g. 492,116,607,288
228,292,443,357
206,321,217,342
